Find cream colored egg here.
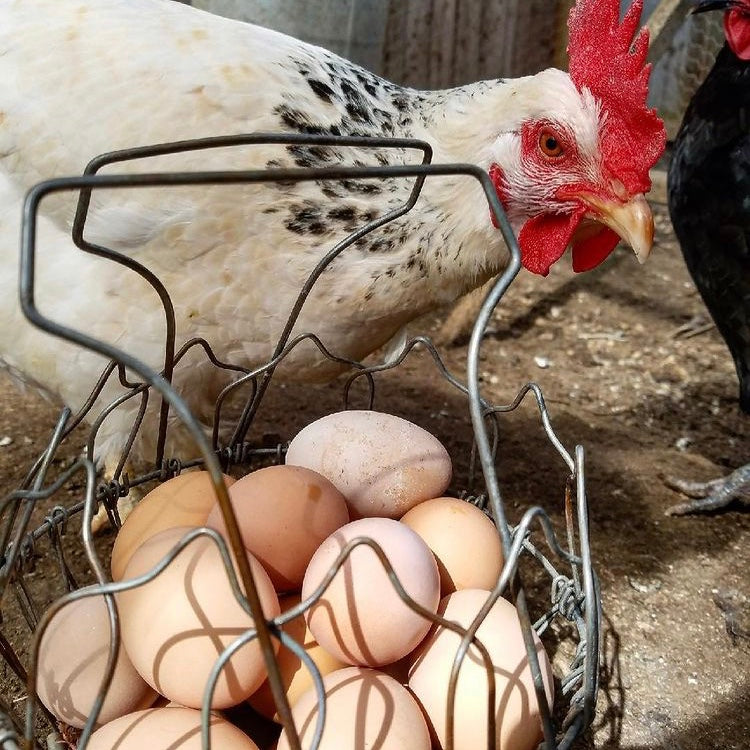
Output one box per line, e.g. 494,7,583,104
248,594,347,722
206,465,349,592
277,667,431,750
87,706,260,749
111,471,235,581
301,518,440,666
36,588,157,728
408,589,554,750
400,497,504,595
118,526,280,709
285,410,452,518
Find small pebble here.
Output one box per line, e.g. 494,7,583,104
629,577,662,594
534,356,550,369
675,436,692,451
0,436,12,447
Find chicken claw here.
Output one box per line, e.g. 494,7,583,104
670,314,715,340
664,464,750,515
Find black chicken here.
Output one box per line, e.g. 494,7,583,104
666,0,750,514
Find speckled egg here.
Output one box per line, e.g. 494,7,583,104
285,410,452,518
206,465,349,592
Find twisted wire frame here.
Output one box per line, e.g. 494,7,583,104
0,134,600,750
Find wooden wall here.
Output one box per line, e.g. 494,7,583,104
381,0,572,88
182,0,573,87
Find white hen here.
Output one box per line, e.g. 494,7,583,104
0,0,665,480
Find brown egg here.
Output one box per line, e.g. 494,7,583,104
206,465,349,592
301,518,440,667
285,410,452,518
111,471,236,581
276,667,431,750
247,594,347,722
118,526,280,709
400,497,504,594
408,589,554,750
35,588,157,728
87,706,260,749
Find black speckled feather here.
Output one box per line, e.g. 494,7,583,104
668,45,750,412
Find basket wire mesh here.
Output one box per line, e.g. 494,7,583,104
0,134,600,750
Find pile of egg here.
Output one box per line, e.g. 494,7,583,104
36,410,553,749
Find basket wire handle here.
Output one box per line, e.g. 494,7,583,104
463,177,559,750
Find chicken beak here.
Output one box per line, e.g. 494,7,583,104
582,193,655,264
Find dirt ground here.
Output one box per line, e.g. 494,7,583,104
0,179,748,749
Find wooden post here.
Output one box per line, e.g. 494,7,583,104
382,0,570,88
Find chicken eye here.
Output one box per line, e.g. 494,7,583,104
539,129,564,158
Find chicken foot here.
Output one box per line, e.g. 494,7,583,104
670,314,715,340
664,463,750,515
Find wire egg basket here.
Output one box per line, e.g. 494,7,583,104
0,134,600,750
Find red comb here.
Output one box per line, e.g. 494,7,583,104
567,0,666,194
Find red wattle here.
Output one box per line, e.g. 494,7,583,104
571,227,622,272
518,212,622,276
725,9,750,61
517,210,584,276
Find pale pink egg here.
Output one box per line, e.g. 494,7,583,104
87,706,260,749
408,589,554,750
36,589,157,728
301,518,440,666
277,667,431,750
